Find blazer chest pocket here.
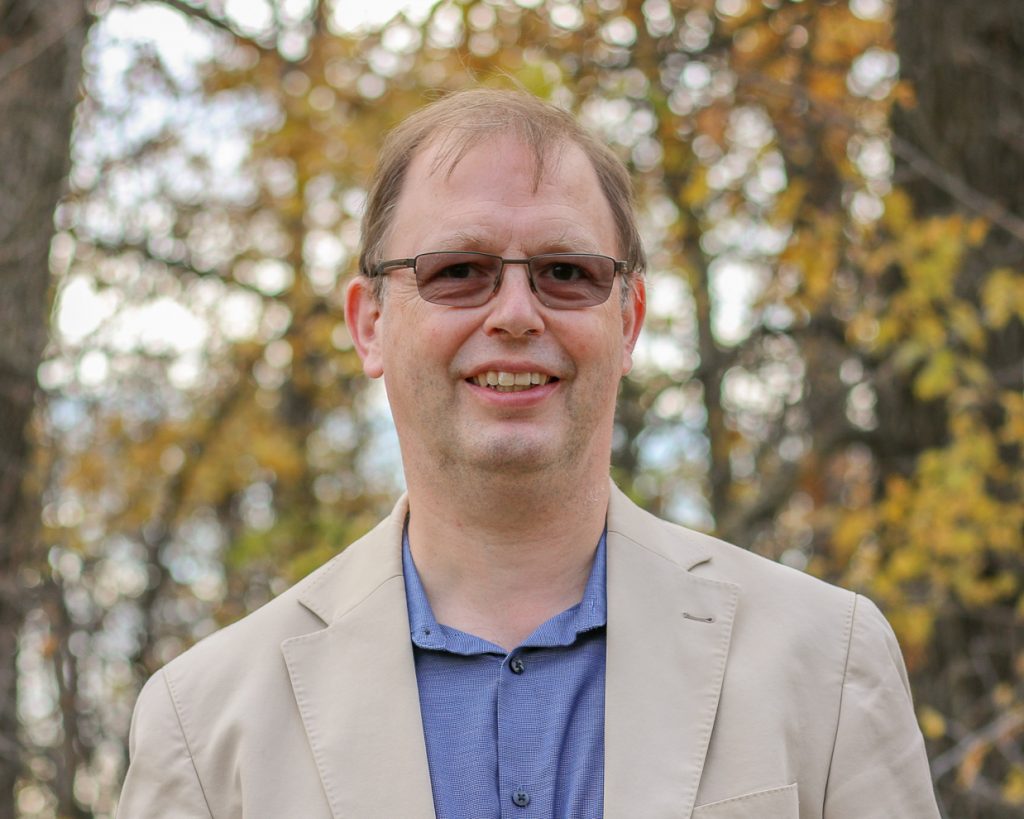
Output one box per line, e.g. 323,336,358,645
692,783,798,818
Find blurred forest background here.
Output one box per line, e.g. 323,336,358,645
1,0,1022,816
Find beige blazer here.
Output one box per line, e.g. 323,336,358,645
117,484,940,818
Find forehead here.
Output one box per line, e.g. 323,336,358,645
423,128,558,191
387,133,618,255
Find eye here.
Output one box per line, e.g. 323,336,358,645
437,262,475,279
549,262,587,281
536,258,598,283
416,253,495,283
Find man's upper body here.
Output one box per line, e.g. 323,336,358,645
117,89,941,818
117,486,938,819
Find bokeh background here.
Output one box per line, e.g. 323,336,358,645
1,1,1022,816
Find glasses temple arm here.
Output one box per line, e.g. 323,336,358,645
372,258,417,276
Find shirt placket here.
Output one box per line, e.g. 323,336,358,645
497,647,540,818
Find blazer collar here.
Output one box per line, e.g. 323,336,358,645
294,496,409,626
282,486,738,819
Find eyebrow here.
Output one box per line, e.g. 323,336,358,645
437,230,490,251
436,230,602,255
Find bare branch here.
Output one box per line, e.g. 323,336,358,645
86,237,272,300
931,708,1024,779
127,347,261,676
45,576,91,819
740,71,1024,246
133,0,274,49
889,130,1024,245
960,41,1024,101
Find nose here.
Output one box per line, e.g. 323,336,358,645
481,263,545,338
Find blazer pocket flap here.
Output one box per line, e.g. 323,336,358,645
692,783,798,818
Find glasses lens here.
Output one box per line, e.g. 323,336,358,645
530,254,615,308
414,252,500,306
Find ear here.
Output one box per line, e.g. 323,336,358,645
344,276,384,378
620,276,646,376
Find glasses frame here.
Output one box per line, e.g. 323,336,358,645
372,251,630,309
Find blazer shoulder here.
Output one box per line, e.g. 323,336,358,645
608,483,856,632
154,501,406,708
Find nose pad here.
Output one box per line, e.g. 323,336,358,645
483,264,545,336
490,263,539,303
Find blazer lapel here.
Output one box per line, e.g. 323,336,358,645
604,487,739,819
281,498,436,819
279,486,737,818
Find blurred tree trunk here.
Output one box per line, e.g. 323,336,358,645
893,0,1024,220
883,0,1024,453
891,2,1024,816
0,1,87,816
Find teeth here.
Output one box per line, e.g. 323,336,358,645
472,371,552,391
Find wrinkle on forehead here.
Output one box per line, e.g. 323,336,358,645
425,127,569,193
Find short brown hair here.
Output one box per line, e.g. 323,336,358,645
357,88,646,300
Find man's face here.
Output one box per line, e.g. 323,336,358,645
346,134,645,483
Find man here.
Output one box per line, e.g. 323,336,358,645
117,89,940,818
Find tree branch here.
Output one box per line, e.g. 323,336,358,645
139,0,274,49
127,348,260,677
930,708,1024,779
888,130,1024,245
86,237,273,300
740,71,1024,246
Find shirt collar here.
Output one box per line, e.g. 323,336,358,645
402,523,446,650
402,523,607,652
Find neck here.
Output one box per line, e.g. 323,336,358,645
404,466,609,651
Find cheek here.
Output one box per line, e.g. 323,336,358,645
423,312,478,355
383,304,436,350
425,322,457,346
383,312,472,379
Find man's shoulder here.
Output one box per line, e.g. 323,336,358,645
152,550,337,705
608,485,890,711
155,500,406,692
607,483,855,618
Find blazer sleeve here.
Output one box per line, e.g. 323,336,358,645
823,595,941,818
116,669,214,819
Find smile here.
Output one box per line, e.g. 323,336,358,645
470,371,556,392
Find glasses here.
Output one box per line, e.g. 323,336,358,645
373,251,628,309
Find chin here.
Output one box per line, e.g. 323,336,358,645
471,447,555,476
462,431,585,477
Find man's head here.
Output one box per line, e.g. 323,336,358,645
345,89,646,491
357,88,647,301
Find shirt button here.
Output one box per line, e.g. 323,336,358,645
512,788,530,807
509,657,525,674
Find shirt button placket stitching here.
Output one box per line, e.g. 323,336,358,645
504,653,527,816
498,653,514,819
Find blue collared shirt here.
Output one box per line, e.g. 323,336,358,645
402,529,607,819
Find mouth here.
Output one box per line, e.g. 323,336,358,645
468,370,558,393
